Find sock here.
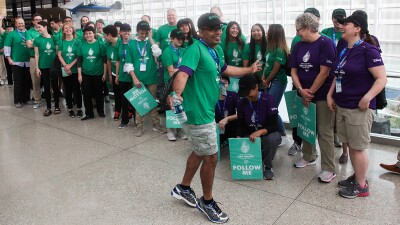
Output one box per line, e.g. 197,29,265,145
203,198,214,205
179,184,190,190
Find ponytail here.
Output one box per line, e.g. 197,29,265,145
363,30,377,47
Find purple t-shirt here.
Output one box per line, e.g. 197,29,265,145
289,36,336,101
237,92,278,134
337,35,381,53
333,42,384,109
215,91,239,123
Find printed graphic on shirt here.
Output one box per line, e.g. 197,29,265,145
44,42,53,55
87,48,95,62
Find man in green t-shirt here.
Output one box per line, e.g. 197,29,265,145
26,14,43,108
4,17,31,107
155,9,177,51
321,8,346,47
50,18,62,45
141,15,157,39
170,13,261,224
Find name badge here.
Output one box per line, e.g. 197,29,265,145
140,62,146,72
336,78,342,93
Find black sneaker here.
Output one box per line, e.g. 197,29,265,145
171,184,197,207
76,110,83,118
196,197,229,224
68,110,75,118
118,123,128,129
263,168,274,180
338,174,355,188
339,181,369,199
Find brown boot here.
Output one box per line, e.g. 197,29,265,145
380,164,400,175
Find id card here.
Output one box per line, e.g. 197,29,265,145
336,78,342,93
219,81,227,96
140,62,146,72
61,67,68,77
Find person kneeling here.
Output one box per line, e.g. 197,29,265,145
236,75,281,180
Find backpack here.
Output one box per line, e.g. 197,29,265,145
375,88,387,110
159,70,179,111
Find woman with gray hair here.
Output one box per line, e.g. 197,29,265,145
289,13,337,183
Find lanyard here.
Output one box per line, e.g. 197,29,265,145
17,29,26,43
332,30,336,46
136,39,148,60
170,44,181,67
199,38,221,74
122,39,131,61
217,98,227,117
248,92,262,127
336,39,363,76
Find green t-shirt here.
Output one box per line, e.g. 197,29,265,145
155,24,177,51
106,38,121,75
77,40,106,76
58,38,81,73
0,33,4,56
180,41,225,125
26,27,41,57
33,36,56,69
220,42,244,67
4,30,30,62
115,39,134,83
125,38,158,85
76,29,84,40
243,43,265,84
263,48,288,84
160,44,186,83
321,27,342,47
52,30,62,46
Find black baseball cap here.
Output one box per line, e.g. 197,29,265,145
120,23,131,31
332,8,346,19
197,13,222,29
238,75,258,98
304,8,320,18
340,10,368,32
170,29,185,40
137,21,151,31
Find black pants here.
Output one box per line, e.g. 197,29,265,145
103,80,109,97
62,73,82,109
41,68,59,109
292,85,303,146
119,81,132,124
82,74,104,117
112,75,121,113
12,65,30,104
4,56,13,85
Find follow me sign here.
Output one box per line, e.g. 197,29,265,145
229,138,263,180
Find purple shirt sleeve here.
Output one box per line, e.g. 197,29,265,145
365,45,384,68
178,66,194,77
319,37,336,68
221,63,227,73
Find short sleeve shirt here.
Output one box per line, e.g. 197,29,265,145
289,36,336,101
243,43,265,85
76,40,106,75
106,38,122,75
26,27,40,57
333,42,384,109
4,30,30,62
161,45,186,83
155,24,177,51
116,39,134,83
215,91,239,123
33,36,56,69
221,41,245,67
264,48,288,84
321,27,342,47
58,38,81,73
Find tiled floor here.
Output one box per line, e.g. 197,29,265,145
0,85,399,225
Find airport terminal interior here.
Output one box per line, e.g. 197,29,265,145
1,0,399,224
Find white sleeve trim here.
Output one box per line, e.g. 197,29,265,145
151,44,162,57
123,63,134,73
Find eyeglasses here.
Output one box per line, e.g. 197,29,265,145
296,27,304,33
34,18,42,21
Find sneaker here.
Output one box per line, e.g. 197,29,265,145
33,102,41,109
170,184,197,207
104,96,110,103
294,158,317,168
263,168,274,180
177,129,188,140
318,171,336,183
68,110,75,118
25,100,34,105
15,103,22,108
43,108,52,116
196,197,229,224
119,123,128,129
288,143,301,156
135,125,144,137
113,111,121,121
76,109,83,118
0,79,4,86
153,123,167,134
338,174,355,188
279,136,291,147
167,130,177,141
380,163,400,175
339,181,369,199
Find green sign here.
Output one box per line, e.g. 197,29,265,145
166,110,183,128
284,90,298,128
228,138,263,180
296,96,316,145
124,83,158,116
227,77,240,92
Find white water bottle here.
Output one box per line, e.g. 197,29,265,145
171,92,187,123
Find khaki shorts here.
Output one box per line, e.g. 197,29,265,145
187,122,218,156
336,106,374,150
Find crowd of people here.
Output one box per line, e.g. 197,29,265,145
1,5,398,224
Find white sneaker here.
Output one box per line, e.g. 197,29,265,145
318,171,336,183
279,136,291,147
167,131,177,141
33,102,41,109
176,128,188,140
294,158,317,168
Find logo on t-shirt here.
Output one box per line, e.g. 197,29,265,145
302,51,310,62
66,45,74,59
165,31,172,46
87,48,96,62
44,42,53,55
231,48,241,66
257,51,262,60
372,58,382,63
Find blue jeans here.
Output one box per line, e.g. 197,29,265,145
265,79,287,136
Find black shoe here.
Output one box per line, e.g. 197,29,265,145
76,110,83,118
68,110,75,118
81,115,94,121
98,113,105,117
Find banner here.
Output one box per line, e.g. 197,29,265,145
284,90,298,128
166,110,183,128
124,83,158,116
228,138,263,180
227,77,240,92
296,96,317,145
